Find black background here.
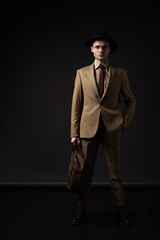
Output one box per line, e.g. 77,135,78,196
0,1,160,183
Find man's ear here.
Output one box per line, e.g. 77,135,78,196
91,46,94,53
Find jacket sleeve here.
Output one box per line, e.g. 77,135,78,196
70,70,83,138
121,70,136,129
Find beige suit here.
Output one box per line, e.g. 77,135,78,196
71,63,136,138
70,62,136,207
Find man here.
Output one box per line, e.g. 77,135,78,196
70,31,136,226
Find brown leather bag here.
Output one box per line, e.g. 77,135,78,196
67,144,84,193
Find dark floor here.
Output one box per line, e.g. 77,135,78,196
0,186,160,240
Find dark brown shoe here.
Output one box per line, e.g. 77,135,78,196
71,208,87,225
117,208,131,226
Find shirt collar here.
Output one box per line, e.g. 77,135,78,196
94,59,109,71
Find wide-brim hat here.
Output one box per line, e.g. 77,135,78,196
84,31,117,53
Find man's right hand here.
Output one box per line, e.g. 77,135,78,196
71,137,80,145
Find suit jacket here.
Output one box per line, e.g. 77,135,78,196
71,63,136,138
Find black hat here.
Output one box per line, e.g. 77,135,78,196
84,31,117,53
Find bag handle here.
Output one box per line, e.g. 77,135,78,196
72,143,83,156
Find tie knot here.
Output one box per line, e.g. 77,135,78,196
99,64,104,70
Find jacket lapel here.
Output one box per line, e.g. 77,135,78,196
88,64,100,99
108,65,115,88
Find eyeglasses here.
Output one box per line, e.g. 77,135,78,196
92,45,109,50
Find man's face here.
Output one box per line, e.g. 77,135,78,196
91,40,111,62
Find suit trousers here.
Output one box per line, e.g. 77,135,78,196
79,115,125,207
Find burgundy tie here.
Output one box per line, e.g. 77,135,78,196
99,64,104,97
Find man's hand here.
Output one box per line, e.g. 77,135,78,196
71,137,80,145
